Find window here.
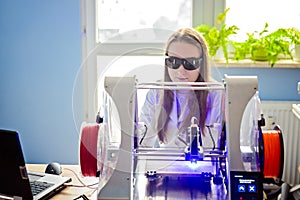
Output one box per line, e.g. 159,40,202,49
97,55,165,114
81,0,300,121
226,0,300,41
96,0,192,43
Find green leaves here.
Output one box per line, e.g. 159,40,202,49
194,8,300,67
194,8,239,64
243,24,295,67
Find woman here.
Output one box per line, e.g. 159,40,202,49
139,28,224,148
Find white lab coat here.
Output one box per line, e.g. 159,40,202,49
138,88,225,149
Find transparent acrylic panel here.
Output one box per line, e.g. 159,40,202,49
240,92,262,172
95,54,227,193
136,83,225,149
97,55,166,113
133,82,227,200
97,92,121,191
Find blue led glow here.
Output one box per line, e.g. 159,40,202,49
187,161,201,169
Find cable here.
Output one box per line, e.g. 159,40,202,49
63,167,98,189
206,125,216,150
177,135,188,146
139,124,148,145
280,182,291,200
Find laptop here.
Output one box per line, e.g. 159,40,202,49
0,129,71,200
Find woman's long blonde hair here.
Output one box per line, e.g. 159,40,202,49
157,28,210,143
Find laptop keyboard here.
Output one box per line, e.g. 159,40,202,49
30,181,54,195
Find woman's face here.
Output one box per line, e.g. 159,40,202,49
167,41,202,82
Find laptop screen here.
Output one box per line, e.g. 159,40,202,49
0,129,33,199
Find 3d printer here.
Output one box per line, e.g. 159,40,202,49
86,75,266,200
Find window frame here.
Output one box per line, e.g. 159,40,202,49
80,0,225,122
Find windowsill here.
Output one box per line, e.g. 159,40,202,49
212,59,300,68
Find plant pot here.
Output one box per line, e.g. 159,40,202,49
251,48,268,61
212,47,225,61
294,44,300,61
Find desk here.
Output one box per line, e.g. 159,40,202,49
26,164,98,200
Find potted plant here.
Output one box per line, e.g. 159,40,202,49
194,8,239,64
233,23,294,67
285,27,300,61
231,25,268,61
248,23,270,61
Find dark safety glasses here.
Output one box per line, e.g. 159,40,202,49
165,56,203,71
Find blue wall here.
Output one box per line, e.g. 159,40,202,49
0,0,299,165
0,0,82,164
212,67,300,101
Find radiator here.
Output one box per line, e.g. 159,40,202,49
260,101,300,185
